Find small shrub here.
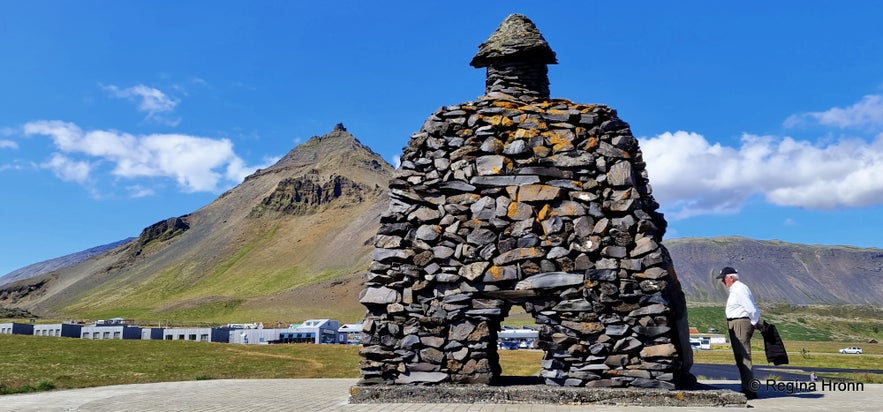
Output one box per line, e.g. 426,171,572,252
36,381,56,391
0,380,55,395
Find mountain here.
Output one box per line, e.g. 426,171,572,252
665,237,883,305
0,125,393,322
0,238,134,287
1,126,881,323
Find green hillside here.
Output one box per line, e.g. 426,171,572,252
687,304,882,342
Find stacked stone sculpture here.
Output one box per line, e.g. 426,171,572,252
359,14,690,389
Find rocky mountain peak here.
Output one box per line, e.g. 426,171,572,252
243,125,392,190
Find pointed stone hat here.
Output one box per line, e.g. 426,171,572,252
470,14,558,68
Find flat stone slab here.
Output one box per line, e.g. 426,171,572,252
349,382,747,407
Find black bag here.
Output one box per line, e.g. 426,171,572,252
760,321,789,365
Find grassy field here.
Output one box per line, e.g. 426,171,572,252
2,333,881,395
0,334,360,394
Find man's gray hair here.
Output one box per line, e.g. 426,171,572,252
726,273,739,280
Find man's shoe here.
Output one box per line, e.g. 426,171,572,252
743,391,758,400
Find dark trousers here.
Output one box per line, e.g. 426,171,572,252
728,318,755,394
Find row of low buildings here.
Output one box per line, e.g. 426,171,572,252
3,320,728,349
0,319,364,345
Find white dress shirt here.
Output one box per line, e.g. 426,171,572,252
725,280,760,325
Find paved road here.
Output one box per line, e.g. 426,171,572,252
1,378,880,412
690,363,877,382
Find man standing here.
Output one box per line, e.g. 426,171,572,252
717,266,761,399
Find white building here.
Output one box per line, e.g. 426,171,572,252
228,328,288,344
33,323,82,338
337,323,362,345
141,328,165,340
279,319,339,344
162,327,232,343
0,322,34,335
498,327,539,349
80,325,141,340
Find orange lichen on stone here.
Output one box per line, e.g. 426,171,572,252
555,200,585,215
574,126,587,138
507,202,533,220
519,117,547,130
516,184,562,202
486,265,508,281
482,115,514,127
517,247,542,258
583,136,599,151
545,130,575,152
543,129,573,140
519,104,542,113
514,128,539,139
547,108,570,117
492,101,520,109
561,320,605,334
483,138,504,153
537,204,554,221
532,145,551,157
476,154,513,175
447,359,463,372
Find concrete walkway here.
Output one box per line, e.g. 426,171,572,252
0,379,879,411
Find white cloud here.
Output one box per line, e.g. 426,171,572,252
0,162,25,172
24,120,264,193
127,185,156,198
40,153,92,183
392,155,401,169
785,94,883,129
103,84,181,126
642,131,883,218
1,127,18,149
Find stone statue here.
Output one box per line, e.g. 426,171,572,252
358,14,692,389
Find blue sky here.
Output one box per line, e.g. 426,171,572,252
2,2,883,276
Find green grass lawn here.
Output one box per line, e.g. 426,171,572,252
0,335,360,394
